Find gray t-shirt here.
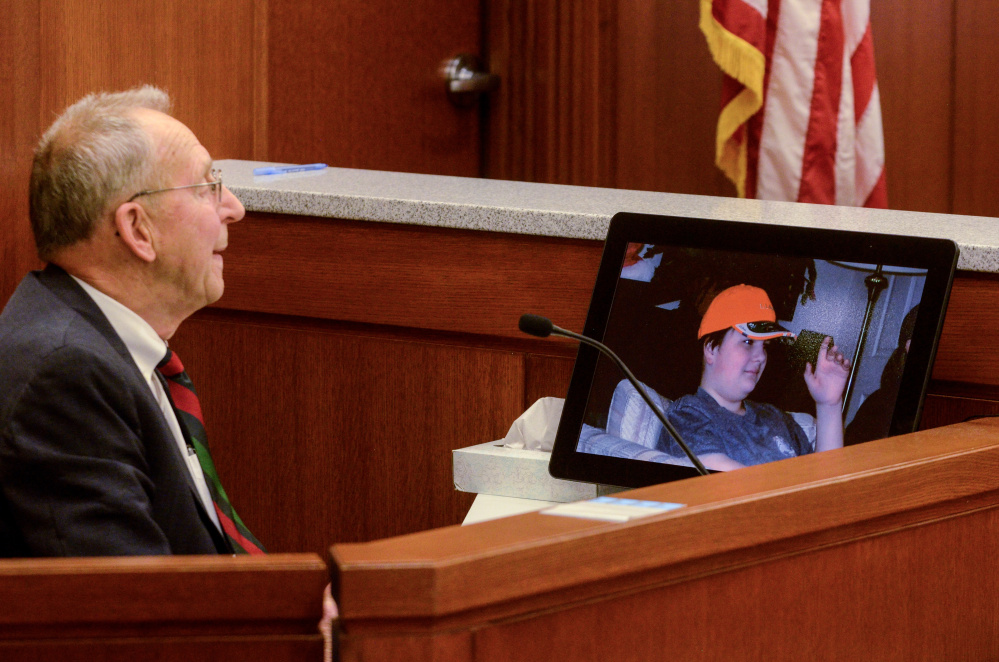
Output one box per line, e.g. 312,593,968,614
658,388,811,467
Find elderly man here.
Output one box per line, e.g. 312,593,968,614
0,86,260,556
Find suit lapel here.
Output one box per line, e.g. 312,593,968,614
37,264,136,367
38,264,232,554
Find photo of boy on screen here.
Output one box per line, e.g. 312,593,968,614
658,284,850,471
576,243,927,472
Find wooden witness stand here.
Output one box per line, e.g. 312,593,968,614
3,427,996,661
0,553,327,661
332,419,999,661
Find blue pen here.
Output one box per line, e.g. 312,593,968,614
253,163,327,176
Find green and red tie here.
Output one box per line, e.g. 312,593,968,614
157,349,265,555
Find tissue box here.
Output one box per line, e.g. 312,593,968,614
452,441,598,503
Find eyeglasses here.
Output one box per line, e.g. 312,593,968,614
127,169,223,204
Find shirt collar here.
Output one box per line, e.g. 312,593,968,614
71,275,168,376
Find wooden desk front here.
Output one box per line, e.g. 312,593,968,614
331,419,999,661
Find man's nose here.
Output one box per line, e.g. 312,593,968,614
220,185,245,224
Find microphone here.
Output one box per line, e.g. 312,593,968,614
519,314,708,476
518,313,555,338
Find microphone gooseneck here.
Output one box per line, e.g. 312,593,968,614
519,314,708,476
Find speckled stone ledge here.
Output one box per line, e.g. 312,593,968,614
219,160,999,273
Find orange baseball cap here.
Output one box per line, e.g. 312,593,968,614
697,284,796,340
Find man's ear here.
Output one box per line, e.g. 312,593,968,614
113,202,157,263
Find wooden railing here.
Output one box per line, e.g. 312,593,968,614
0,553,327,662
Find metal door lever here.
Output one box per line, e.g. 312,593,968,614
443,55,499,106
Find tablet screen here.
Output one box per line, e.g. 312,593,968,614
549,213,958,488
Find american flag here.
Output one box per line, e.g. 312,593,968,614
701,0,887,207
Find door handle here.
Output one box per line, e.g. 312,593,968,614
443,55,499,106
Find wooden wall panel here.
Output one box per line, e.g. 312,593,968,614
870,0,954,214
929,272,999,386
38,2,156,118
219,213,605,339
0,1,41,305
1,0,261,306
170,312,520,553
267,0,481,177
37,0,260,160
5,0,999,315
524,352,576,406
921,391,999,430
486,0,617,186
252,1,270,160
614,0,733,197
953,0,999,216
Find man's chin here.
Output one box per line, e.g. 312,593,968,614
204,278,224,307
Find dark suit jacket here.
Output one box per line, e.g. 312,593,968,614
0,265,230,556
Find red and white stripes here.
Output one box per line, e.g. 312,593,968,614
701,0,887,207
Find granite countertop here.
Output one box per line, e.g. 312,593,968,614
220,159,999,273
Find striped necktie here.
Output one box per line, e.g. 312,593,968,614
156,348,265,555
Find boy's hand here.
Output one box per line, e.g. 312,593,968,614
804,337,851,406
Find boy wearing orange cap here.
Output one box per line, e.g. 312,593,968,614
660,284,851,470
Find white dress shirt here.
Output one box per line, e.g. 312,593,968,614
71,276,221,532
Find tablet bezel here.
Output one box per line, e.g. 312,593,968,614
548,212,959,488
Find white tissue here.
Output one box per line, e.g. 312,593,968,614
502,397,564,452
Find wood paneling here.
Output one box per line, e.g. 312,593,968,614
170,312,518,552
468,507,999,661
524,352,576,406
614,0,733,196
0,554,326,661
218,213,604,339
333,419,999,662
929,272,999,386
0,1,261,304
921,390,999,430
37,0,260,160
267,0,481,177
0,1,41,305
5,0,999,315
870,0,954,213
486,0,618,186
342,632,472,662
485,0,731,194
252,1,270,160
953,0,999,216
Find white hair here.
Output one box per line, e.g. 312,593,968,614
29,85,172,260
